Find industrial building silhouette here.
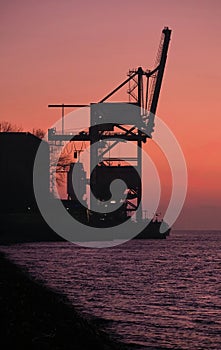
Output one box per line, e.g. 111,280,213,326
0,132,49,213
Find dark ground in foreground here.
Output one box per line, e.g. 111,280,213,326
0,251,134,350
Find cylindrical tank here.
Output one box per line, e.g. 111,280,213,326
67,162,86,201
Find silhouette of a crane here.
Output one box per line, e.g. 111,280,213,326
48,27,171,225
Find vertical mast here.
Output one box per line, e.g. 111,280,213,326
137,67,143,221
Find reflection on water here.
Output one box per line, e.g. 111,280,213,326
2,231,221,349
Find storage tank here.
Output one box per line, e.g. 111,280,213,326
67,162,86,201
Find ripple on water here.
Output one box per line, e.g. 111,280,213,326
1,230,221,350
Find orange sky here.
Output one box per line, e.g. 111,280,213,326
1,0,221,229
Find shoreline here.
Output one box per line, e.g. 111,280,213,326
0,212,169,244
0,251,134,350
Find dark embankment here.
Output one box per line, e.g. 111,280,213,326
0,252,129,350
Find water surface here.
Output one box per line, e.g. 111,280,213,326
2,231,221,349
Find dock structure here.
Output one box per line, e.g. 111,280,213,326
48,27,171,225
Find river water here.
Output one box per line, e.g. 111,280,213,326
1,231,221,349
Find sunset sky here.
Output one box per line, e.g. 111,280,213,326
1,0,220,229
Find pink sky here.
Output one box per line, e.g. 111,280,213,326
1,0,221,229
